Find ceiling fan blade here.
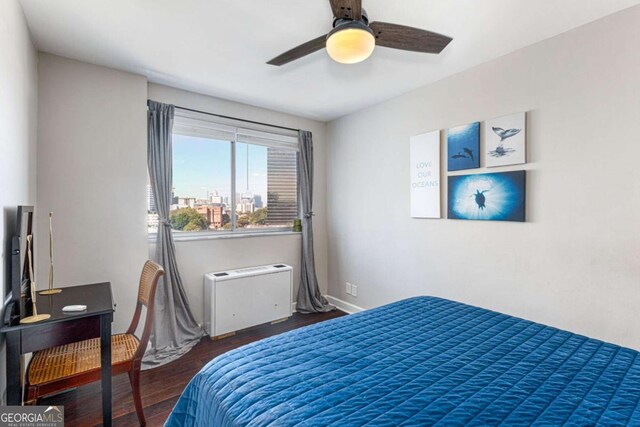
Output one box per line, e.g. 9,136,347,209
267,35,327,66
329,0,362,21
369,22,452,54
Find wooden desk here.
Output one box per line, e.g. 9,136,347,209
1,282,114,427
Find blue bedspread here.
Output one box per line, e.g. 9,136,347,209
166,297,640,426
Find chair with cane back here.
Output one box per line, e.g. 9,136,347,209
24,260,165,426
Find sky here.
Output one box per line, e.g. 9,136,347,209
172,134,267,200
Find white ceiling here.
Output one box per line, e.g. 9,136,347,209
19,0,640,121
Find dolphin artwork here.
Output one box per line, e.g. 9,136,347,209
463,147,474,161
492,127,521,142
451,152,468,159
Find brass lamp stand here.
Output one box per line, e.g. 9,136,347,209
40,212,62,295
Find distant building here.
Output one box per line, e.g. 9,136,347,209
147,212,159,230
147,184,157,213
236,201,254,213
235,192,255,213
267,148,298,224
195,205,224,229
253,194,263,209
177,197,196,208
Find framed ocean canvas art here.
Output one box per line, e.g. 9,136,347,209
485,112,526,167
448,170,526,222
447,122,480,171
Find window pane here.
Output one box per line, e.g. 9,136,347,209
167,134,232,233
235,142,297,230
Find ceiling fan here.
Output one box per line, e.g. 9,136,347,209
267,0,452,66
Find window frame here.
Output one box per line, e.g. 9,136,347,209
148,110,300,240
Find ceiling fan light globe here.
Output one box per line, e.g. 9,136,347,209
326,27,375,64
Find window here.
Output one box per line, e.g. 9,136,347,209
147,112,299,235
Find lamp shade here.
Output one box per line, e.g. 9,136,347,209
326,23,375,64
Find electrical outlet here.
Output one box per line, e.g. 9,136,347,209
351,284,358,297
346,282,352,295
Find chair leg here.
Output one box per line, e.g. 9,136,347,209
128,366,146,426
24,385,38,405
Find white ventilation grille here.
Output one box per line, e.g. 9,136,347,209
234,266,269,274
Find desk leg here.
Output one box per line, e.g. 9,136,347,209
100,314,112,427
6,330,20,405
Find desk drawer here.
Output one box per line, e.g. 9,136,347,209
21,316,101,353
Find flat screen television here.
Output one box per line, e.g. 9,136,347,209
8,205,34,320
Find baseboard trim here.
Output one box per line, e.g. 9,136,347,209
291,296,365,315
325,295,365,314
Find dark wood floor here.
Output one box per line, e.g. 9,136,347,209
41,309,346,426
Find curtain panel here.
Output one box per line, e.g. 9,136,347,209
296,130,334,313
144,100,203,369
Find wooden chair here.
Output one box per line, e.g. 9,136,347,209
24,260,165,426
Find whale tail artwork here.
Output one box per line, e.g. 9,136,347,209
39,212,62,295
485,112,526,167
492,126,522,143
20,235,51,324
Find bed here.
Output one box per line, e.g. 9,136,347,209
166,296,640,426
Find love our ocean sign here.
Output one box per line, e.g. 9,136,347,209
410,131,441,218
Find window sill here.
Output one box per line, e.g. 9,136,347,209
148,230,301,243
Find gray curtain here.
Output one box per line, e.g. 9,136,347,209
143,100,203,369
296,130,334,313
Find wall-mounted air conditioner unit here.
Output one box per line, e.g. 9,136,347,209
204,264,293,339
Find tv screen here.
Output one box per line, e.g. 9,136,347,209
10,206,34,306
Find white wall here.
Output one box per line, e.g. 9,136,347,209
0,0,38,403
327,8,640,349
152,234,302,323
147,84,328,324
33,67,328,332
37,54,148,332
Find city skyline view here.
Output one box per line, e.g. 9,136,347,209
148,133,298,232
172,134,268,201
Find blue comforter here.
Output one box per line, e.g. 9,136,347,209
166,297,640,426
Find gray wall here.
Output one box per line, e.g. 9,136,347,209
326,8,640,349
36,54,149,332
147,83,329,324
0,0,38,402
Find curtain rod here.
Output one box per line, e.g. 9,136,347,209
173,105,300,133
